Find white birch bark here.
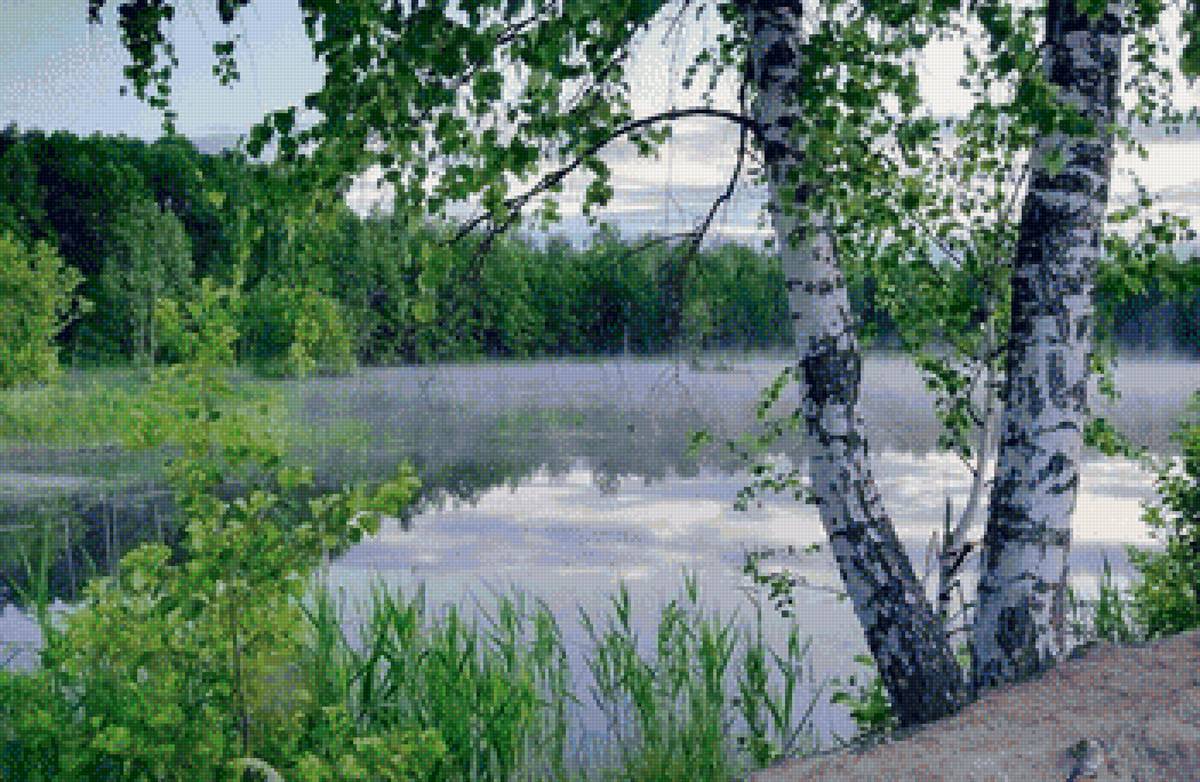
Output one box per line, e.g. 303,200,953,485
972,0,1123,690
932,321,1000,637
745,1,968,727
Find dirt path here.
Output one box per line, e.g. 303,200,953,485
751,629,1200,782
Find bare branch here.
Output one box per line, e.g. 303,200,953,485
682,60,752,257
450,106,764,250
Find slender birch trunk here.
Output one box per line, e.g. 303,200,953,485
745,1,968,728
930,319,999,635
972,0,1123,690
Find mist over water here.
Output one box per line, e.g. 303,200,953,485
2,352,1197,747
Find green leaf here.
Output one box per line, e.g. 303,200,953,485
1043,146,1066,177
411,299,435,324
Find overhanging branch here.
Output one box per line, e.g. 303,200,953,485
451,106,766,251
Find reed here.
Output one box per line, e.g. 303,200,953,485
295,570,825,781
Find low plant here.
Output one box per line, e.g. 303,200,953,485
1090,554,1138,644
1123,390,1200,639
824,654,898,749
579,572,824,781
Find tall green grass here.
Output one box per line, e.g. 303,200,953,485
293,569,825,782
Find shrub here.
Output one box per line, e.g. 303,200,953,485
0,297,426,781
241,283,356,378
0,232,84,388
153,277,243,370
1124,391,1200,639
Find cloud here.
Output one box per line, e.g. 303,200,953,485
189,132,242,155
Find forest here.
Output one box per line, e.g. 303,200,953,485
1,125,794,376
2,124,1196,383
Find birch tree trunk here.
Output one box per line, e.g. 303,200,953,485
745,1,969,728
972,0,1123,690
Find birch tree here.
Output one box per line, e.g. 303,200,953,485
102,197,194,365
969,0,1124,688
874,0,1193,691
742,1,969,725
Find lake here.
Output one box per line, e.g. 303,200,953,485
3,353,1198,749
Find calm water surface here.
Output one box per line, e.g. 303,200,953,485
3,354,1198,748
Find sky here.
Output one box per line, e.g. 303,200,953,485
4,1,1200,245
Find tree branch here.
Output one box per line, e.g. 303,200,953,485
451,106,764,250
682,60,752,257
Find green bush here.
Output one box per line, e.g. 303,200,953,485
825,655,899,748
153,277,243,370
0,232,84,388
1124,392,1200,638
0,301,427,781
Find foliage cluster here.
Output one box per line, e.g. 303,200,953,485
239,284,356,378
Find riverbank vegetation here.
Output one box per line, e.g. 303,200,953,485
0,316,837,781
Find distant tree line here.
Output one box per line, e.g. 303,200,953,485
0,125,1195,377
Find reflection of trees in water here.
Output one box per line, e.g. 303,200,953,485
295,397,780,515
0,485,177,610
0,398,760,607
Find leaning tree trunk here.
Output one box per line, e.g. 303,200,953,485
972,0,1123,691
745,1,968,728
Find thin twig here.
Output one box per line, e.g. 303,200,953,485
683,59,752,257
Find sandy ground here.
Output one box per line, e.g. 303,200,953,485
750,628,1200,782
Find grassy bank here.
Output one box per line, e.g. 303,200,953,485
3,530,1192,782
